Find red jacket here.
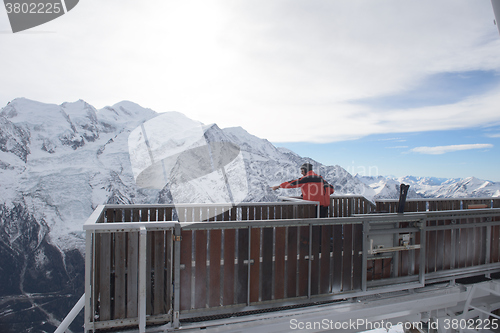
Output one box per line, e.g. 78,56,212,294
279,171,334,207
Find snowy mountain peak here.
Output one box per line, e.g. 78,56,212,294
97,101,158,126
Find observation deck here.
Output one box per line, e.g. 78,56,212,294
64,196,500,333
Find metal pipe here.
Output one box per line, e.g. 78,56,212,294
84,230,93,332
139,227,147,333
54,294,85,333
173,224,181,328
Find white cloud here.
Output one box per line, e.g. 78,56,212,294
1,0,500,143
410,143,494,155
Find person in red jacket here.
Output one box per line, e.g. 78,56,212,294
271,163,334,217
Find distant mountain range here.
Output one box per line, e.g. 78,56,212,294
356,175,500,200
0,98,498,332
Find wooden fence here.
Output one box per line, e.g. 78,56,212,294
83,198,500,332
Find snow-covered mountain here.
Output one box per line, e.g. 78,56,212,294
1,98,499,332
0,98,371,332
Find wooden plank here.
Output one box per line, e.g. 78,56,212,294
373,258,382,280
274,227,286,300
230,206,237,221
157,207,165,221
127,208,135,224
257,205,266,220
105,208,114,223
467,219,475,267
194,230,208,309
236,228,249,304
141,208,149,222
417,201,427,212
180,230,192,311
443,220,452,270
249,206,256,220
342,224,353,291
311,225,321,295
99,233,111,321
249,227,261,303
459,220,468,268
351,224,363,290
165,230,173,314
223,229,236,306
366,260,373,281
332,198,338,217
261,227,274,301
454,222,462,268
284,205,294,219
408,201,418,213
342,199,348,217
472,219,483,266
241,206,248,221
114,232,126,319
297,226,309,297
383,258,392,279
153,231,165,315
426,220,437,273
331,225,343,292
127,232,138,318
482,225,488,265
436,221,445,271
492,224,500,263
320,225,332,294
146,231,153,315
286,226,298,297
149,208,158,222
209,229,222,307
267,205,275,220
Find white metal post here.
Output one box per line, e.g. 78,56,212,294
139,227,147,333
173,224,182,328
84,230,93,332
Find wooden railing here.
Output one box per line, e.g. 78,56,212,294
83,198,500,333
330,195,376,216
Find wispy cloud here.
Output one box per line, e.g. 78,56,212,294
410,143,493,155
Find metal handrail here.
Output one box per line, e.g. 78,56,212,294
54,294,85,333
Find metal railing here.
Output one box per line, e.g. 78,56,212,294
81,198,500,333
375,197,500,213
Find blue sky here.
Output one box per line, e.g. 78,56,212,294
276,69,500,181
1,1,500,181
276,126,500,181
